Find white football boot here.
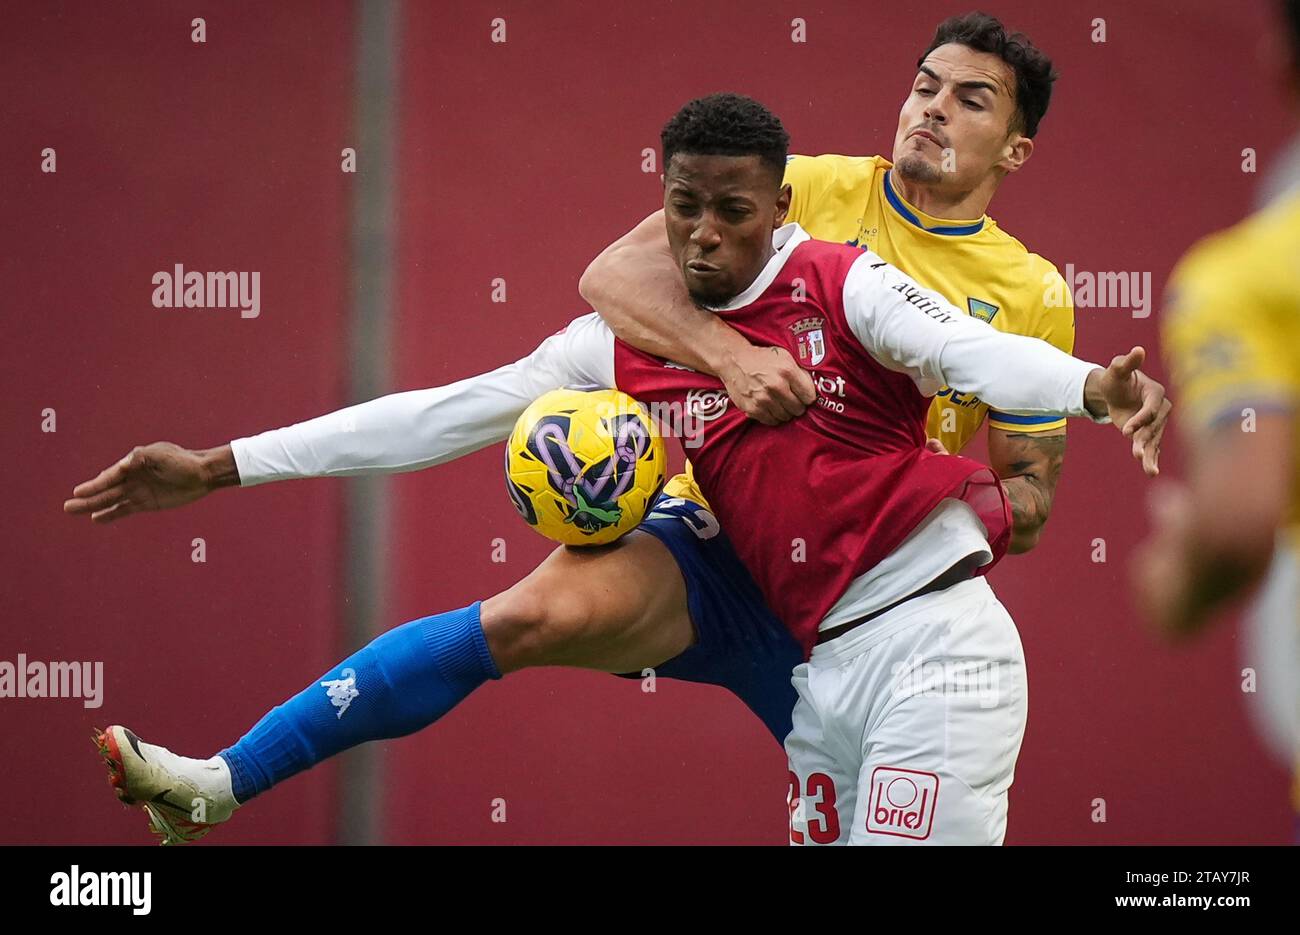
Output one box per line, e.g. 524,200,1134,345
94,725,239,845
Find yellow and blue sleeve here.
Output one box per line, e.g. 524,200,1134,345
986,268,1075,434
1163,246,1300,433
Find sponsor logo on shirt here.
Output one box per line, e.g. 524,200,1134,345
866,766,938,840
810,371,848,414
891,282,955,323
685,388,729,422
935,386,983,409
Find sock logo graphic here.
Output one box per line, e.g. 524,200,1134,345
320,667,359,719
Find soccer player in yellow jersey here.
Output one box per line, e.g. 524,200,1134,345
1134,0,1300,829
582,12,1077,554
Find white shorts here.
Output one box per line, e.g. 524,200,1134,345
785,576,1028,845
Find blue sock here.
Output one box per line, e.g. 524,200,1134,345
218,602,499,803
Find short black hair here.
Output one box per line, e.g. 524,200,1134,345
660,93,790,186
920,12,1058,138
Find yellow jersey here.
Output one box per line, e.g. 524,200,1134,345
1162,188,1300,529
1164,188,1300,815
665,153,1075,503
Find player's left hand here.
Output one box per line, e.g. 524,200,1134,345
718,344,817,425
1094,346,1171,477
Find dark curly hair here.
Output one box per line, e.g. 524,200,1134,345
921,12,1058,138
660,93,790,187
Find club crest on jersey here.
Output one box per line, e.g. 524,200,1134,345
789,316,827,366
967,298,999,323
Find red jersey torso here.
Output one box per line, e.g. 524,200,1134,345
613,239,1011,655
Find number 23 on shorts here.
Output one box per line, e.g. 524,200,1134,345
788,771,842,844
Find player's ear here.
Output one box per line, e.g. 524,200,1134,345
774,182,792,227
998,135,1033,175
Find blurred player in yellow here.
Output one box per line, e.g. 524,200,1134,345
584,11,1076,555
1134,0,1300,834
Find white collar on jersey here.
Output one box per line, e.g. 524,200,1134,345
703,222,811,311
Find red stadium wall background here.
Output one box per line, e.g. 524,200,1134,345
5,3,354,845
4,1,1294,844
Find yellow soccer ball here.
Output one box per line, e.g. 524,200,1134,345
505,388,667,546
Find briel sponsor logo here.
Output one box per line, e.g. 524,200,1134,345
866,766,938,840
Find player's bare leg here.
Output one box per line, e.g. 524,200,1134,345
482,530,694,675
96,532,695,843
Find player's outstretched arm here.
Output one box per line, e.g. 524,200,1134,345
1078,347,1170,475
845,254,1171,476
950,335,1168,478
63,442,238,524
1133,411,1292,637
579,210,814,425
64,314,615,524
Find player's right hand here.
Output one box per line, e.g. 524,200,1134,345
1092,346,1171,477
63,442,216,524
718,344,817,426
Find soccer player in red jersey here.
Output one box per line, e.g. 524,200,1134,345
73,95,1166,845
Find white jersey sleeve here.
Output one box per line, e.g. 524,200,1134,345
230,312,616,486
841,251,1102,419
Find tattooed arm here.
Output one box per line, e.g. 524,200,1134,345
987,427,1067,554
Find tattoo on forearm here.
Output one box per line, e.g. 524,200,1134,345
1004,475,1052,533
999,433,1067,541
